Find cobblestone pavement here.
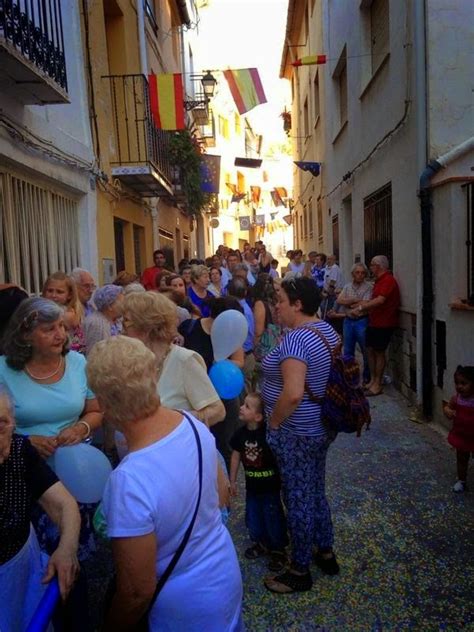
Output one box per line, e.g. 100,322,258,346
230,387,474,631
87,387,474,630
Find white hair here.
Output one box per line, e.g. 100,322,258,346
71,267,93,283
371,255,389,270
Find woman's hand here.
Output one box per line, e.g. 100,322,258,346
443,405,455,421
56,424,88,447
42,544,80,600
29,435,58,458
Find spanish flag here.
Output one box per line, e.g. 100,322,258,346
223,68,267,115
148,74,185,130
292,55,327,67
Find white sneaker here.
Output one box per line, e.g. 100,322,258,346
452,480,466,493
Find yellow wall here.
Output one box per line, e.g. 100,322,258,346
83,0,190,280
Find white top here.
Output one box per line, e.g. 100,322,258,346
324,263,345,290
102,416,243,631
158,345,220,411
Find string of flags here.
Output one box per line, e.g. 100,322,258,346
294,161,321,177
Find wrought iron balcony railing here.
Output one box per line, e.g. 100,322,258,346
104,74,174,197
0,0,68,103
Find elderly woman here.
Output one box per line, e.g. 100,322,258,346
187,264,213,317
87,336,243,631
208,266,223,297
336,262,373,383
262,277,340,594
0,297,103,624
0,387,80,630
83,284,124,355
122,291,225,426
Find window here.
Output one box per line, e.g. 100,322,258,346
309,198,314,238
317,198,323,245
158,228,175,269
218,115,229,139
332,215,339,261
313,72,320,122
303,97,309,138
0,171,79,294
464,182,474,303
133,224,145,274
370,0,390,73
114,219,126,274
333,47,348,130
363,183,392,268
299,214,303,243
303,205,308,239
234,113,241,135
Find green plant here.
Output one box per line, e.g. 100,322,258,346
168,131,212,216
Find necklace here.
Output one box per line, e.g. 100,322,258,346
25,356,64,381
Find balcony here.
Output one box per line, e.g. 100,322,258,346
105,74,174,197
0,0,68,104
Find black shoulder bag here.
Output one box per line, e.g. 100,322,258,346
104,413,203,631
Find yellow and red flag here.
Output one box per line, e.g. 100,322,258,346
148,73,185,130
223,68,267,115
292,55,327,67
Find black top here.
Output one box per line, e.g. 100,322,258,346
178,319,214,371
0,434,58,564
230,426,281,494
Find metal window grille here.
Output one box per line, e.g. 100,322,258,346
0,171,79,293
364,183,392,267
309,198,314,238
317,199,323,245
303,205,308,239
464,182,474,303
133,224,144,275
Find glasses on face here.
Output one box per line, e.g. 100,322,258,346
80,283,96,290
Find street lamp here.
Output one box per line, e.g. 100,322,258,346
184,70,217,110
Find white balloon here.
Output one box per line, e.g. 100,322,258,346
211,309,248,361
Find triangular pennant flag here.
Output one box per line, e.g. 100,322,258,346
148,74,185,130
223,68,267,115
294,161,321,177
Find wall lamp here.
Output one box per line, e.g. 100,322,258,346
184,71,217,110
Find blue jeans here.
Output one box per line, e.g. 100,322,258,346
245,490,288,552
343,316,370,383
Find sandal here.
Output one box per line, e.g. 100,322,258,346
313,551,340,575
264,569,313,593
267,551,287,573
244,543,267,560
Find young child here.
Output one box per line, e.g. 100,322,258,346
443,365,474,492
230,393,288,571
270,259,280,279
42,272,85,353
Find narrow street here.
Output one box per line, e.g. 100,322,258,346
229,389,474,631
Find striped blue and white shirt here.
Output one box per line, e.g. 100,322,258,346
262,321,340,436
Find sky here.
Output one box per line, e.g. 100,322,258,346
195,0,291,144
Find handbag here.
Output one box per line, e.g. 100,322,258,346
104,412,203,631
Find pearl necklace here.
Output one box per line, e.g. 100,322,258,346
25,356,64,381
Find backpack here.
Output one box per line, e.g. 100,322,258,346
302,327,371,436
254,303,282,362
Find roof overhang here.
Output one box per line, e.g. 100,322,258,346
279,0,306,80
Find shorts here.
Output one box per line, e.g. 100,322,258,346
366,326,395,351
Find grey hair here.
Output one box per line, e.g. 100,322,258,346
351,262,368,274
372,255,389,269
2,297,67,370
190,264,209,283
123,282,146,295
71,267,92,283
92,284,124,312
233,263,249,274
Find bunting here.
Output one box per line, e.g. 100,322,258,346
239,216,251,231
271,188,285,207
255,214,265,227
294,161,321,177
292,55,327,67
148,74,185,130
200,154,221,193
223,68,267,115
250,186,261,205
232,193,246,203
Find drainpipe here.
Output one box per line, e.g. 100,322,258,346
419,138,474,417
137,0,147,75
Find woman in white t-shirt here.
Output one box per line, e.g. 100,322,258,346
122,291,225,425
87,337,243,631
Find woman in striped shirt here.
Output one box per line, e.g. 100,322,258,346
262,277,340,593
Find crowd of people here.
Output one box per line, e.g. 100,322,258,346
3,240,470,631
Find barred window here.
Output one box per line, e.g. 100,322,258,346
364,183,392,267
0,171,80,294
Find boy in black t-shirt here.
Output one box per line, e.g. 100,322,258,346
230,393,288,572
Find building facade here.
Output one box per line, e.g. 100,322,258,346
281,0,473,425
0,0,97,288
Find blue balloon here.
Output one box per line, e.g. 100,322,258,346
51,443,112,503
209,360,244,399
26,577,60,632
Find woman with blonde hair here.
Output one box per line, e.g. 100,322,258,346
87,336,243,631
122,291,225,426
42,271,85,353
188,264,213,317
